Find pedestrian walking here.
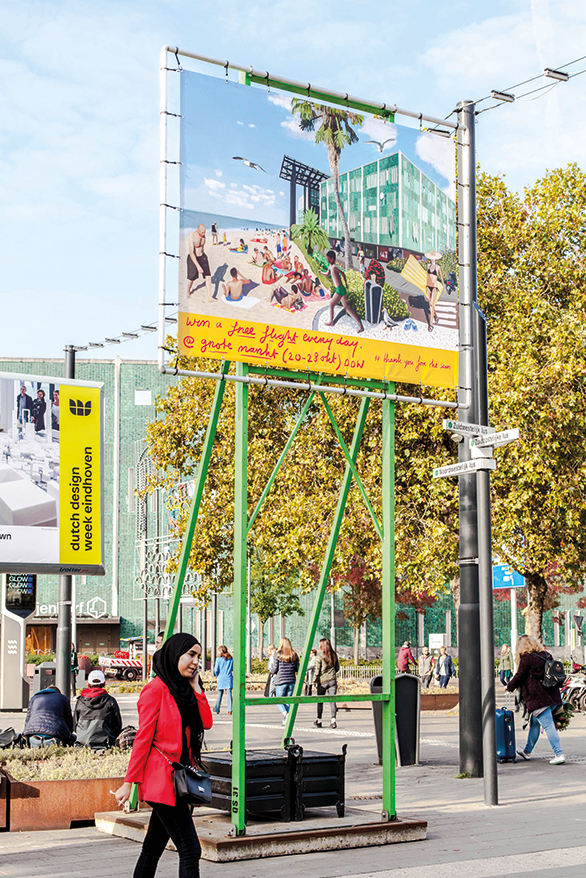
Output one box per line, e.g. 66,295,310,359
213,645,233,714
507,634,566,765
418,646,435,688
313,638,340,729
499,643,514,686
434,646,455,688
304,648,318,696
271,637,299,725
397,641,417,672
73,669,123,749
114,633,213,877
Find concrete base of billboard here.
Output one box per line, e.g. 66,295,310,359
96,807,427,862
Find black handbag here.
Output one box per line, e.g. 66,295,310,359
154,745,212,805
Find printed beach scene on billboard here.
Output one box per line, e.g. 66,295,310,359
0,372,104,575
178,70,458,388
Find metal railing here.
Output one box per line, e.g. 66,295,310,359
338,665,382,680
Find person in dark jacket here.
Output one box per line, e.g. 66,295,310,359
32,389,47,432
435,646,455,688
73,669,122,749
271,637,299,725
16,385,33,428
507,635,565,764
23,686,75,745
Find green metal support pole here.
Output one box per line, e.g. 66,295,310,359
163,360,231,640
381,387,396,821
248,386,319,534
129,362,230,813
231,362,248,835
282,396,370,746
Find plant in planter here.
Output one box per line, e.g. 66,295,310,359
382,284,409,321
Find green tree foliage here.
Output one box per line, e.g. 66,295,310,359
291,99,363,271
290,208,330,255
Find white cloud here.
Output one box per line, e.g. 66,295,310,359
281,117,314,140
249,123,256,128
204,178,226,192
215,169,223,178
415,133,456,199
237,120,244,126
267,94,293,111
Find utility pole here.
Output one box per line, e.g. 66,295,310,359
56,345,76,699
456,103,483,779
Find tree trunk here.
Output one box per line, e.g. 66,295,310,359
353,627,360,664
328,145,352,271
525,573,548,642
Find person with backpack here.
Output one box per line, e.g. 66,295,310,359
434,646,455,688
213,645,233,715
499,644,514,686
271,637,299,725
73,669,123,749
507,634,566,764
313,638,340,729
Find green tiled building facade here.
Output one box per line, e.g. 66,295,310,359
319,152,456,256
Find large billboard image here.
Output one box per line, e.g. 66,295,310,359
0,371,104,575
178,69,458,389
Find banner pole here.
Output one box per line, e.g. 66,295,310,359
381,387,396,821
56,345,76,700
232,362,248,835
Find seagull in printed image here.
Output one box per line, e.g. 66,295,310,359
364,137,397,153
232,156,267,172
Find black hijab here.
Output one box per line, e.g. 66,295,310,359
152,632,204,762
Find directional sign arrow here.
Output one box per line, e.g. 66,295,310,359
470,428,519,449
443,419,495,437
432,458,497,479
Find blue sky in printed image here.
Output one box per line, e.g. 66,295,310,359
180,71,455,228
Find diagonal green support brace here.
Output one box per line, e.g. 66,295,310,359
163,360,231,640
248,383,320,534
128,363,231,812
319,392,383,541
381,388,396,821
282,396,371,746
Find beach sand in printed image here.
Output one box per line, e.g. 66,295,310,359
179,222,459,353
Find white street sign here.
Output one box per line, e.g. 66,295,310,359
433,458,497,479
443,419,495,437
470,428,519,449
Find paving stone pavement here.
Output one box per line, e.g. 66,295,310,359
2,704,586,877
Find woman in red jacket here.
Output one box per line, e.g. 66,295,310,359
114,633,213,877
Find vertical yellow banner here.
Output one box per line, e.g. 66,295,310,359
59,385,102,566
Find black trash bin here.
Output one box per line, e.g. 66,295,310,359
33,662,57,694
202,749,293,821
288,744,346,821
370,673,420,766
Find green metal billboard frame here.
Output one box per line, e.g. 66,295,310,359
139,360,396,834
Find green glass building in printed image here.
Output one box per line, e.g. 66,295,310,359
319,152,456,258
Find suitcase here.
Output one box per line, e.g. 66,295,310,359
496,707,516,763
364,281,383,325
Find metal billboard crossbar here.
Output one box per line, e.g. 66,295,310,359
159,363,461,409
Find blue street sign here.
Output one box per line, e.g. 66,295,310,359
493,564,524,589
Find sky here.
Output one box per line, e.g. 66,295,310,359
1,0,585,361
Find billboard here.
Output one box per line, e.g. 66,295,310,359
0,371,104,575
177,68,458,389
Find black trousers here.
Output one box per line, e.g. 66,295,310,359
133,800,201,878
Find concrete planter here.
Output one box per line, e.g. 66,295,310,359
1,772,125,831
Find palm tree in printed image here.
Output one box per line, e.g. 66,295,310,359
291,100,363,271
290,208,330,256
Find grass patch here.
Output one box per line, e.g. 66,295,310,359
456,772,472,779
1,745,130,782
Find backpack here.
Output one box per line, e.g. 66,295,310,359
540,655,566,688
